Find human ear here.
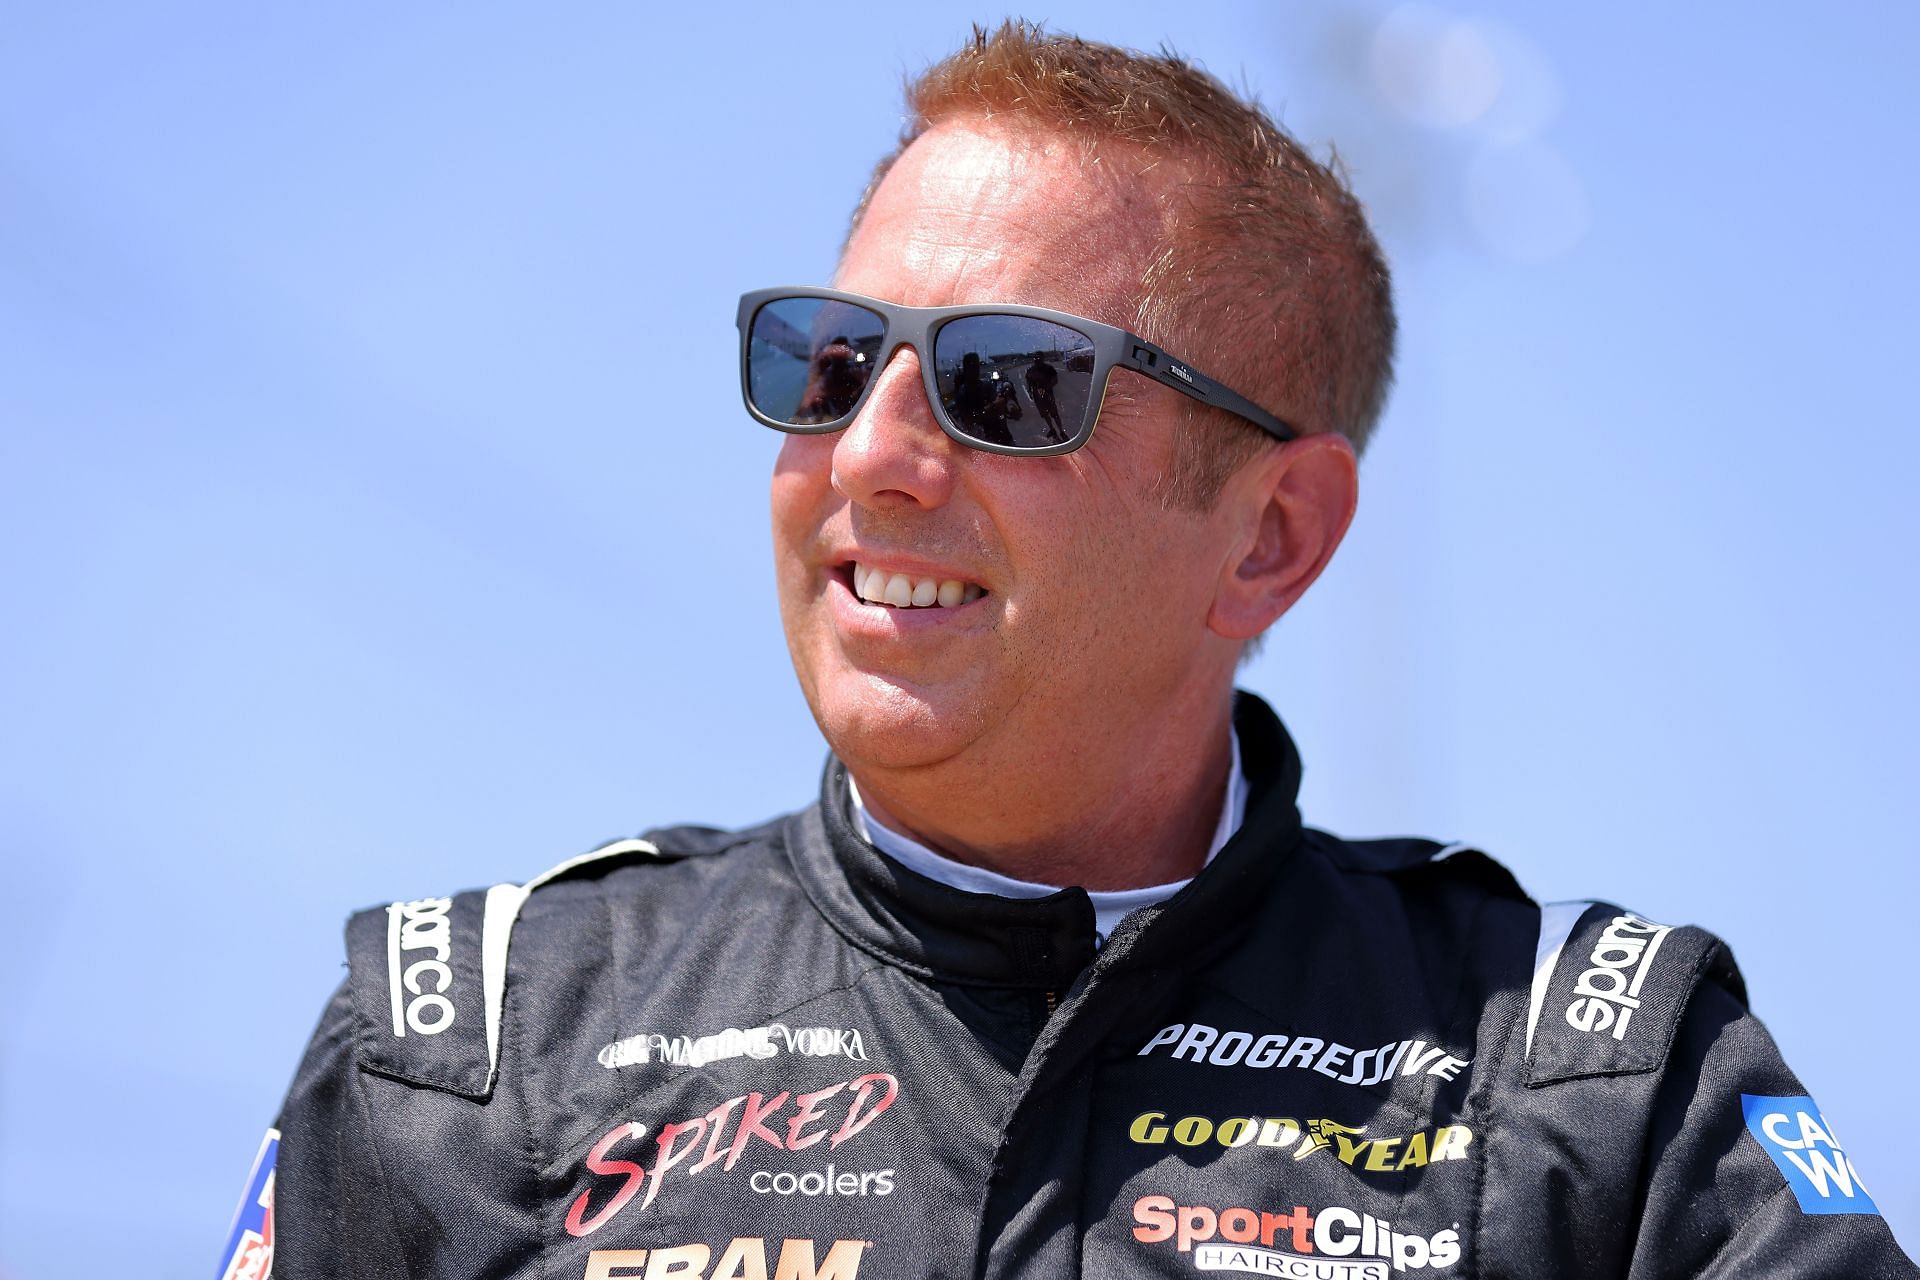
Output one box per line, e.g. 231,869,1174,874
1206,432,1358,640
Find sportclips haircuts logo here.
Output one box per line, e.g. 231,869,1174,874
581,1237,870,1280
1129,1112,1473,1173
1134,1195,1460,1276
1564,913,1671,1040
566,1073,898,1237
598,1022,869,1070
386,896,456,1037
1139,1024,1469,1085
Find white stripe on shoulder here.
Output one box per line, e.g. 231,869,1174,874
479,837,662,1089
1526,900,1597,1059
480,883,529,1084
525,837,661,892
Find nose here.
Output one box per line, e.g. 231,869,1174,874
830,342,961,510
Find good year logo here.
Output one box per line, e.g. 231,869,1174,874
1129,1112,1473,1173
566,1073,899,1237
1134,1195,1461,1275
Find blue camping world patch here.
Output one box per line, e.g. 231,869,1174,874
216,1128,279,1278
1741,1095,1880,1215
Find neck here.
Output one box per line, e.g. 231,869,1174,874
847,685,1238,891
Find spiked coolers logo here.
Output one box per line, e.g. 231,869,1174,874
567,1073,898,1237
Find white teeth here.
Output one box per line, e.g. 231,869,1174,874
850,562,983,609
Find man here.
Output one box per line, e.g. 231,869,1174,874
231,23,1915,1280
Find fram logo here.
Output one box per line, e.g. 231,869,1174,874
1741,1095,1881,1216
582,1237,870,1279
1563,913,1670,1041
566,1073,898,1236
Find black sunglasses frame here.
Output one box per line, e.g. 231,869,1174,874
736,286,1297,458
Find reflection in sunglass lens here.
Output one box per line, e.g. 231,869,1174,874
747,298,887,426
932,316,1096,450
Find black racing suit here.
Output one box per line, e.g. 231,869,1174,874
256,694,1916,1278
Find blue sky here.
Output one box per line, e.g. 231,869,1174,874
4,3,1916,1272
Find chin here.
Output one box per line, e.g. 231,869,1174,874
807,667,991,773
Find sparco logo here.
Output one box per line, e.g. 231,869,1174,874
385,896,456,1037
567,1072,899,1237
1134,1195,1461,1274
1564,913,1672,1041
598,1022,870,1070
582,1237,870,1280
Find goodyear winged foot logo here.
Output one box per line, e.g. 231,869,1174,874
1129,1111,1473,1173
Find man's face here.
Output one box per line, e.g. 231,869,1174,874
771,122,1240,777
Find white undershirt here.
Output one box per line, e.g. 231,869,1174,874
848,728,1247,946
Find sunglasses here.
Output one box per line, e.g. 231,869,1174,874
736,286,1297,457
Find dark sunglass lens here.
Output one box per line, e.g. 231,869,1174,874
747,298,887,426
932,316,1096,449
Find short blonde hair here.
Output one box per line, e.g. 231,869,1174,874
849,21,1396,507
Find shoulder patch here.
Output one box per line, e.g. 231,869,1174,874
347,889,494,1097
216,1127,278,1280
1741,1094,1882,1215
343,837,664,1098
1525,902,1728,1085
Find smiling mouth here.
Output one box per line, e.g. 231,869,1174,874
841,561,986,610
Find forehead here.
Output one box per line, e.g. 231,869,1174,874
837,122,1179,328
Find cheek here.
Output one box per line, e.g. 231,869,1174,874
771,436,837,547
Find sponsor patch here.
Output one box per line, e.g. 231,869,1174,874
1138,1024,1470,1086
1195,1245,1385,1277
599,1022,869,1070
387,896,459,1037
567,1072,899,1237
1133,1195,1460,1273
1741,1095,1880,1215
1560,912,1671,1043
217,1128,278,1280
749,1165,894,1196
347,889,493,1097
582,1237,871,1280
1525,904,1722,1084
1128,1112,1472,1172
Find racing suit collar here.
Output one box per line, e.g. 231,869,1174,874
786,690,1305,990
